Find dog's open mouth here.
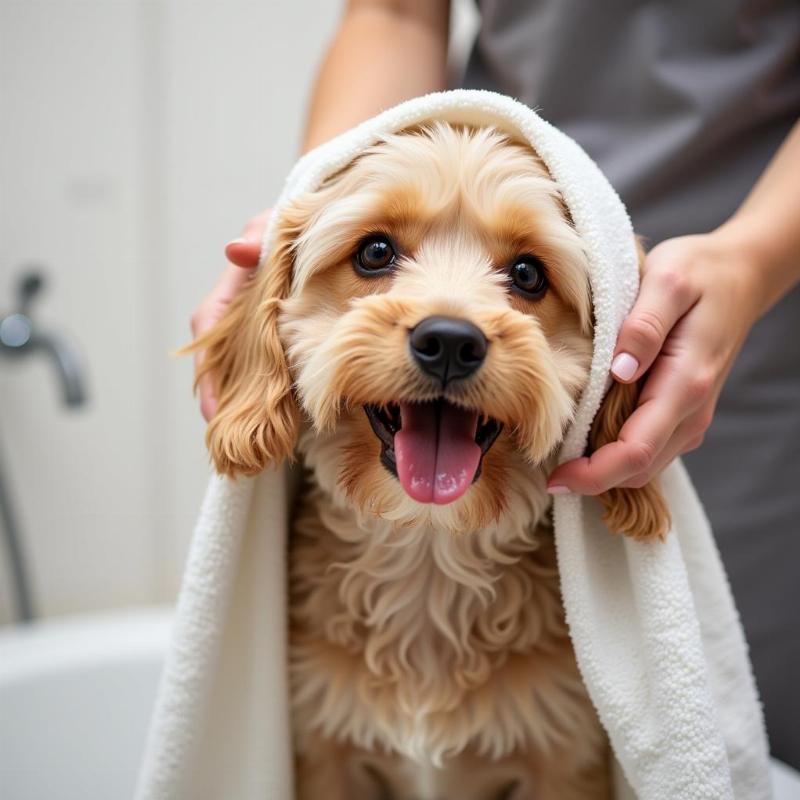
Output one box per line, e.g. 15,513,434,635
364,400,502,505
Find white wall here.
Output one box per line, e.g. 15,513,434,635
0,0,477,624
0,0,340,623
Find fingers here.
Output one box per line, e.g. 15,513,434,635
225,239,261,269
549,234,750,495
610,249,699,383
547,394,679,495
618,402,714,488
197,371,218,422
191,264,256,422
225,209,272,268
547,357,720,495
211,261,259,307
548,351,719,495
192,210,272,421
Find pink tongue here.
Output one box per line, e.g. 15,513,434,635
394,402,480,505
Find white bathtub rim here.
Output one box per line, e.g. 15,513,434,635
0,605,172,684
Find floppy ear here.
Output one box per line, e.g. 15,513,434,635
588,237,671,541
588,378,671,541
188,212,303,476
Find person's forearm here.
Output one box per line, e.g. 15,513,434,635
302,0,450,152
716,120,800,317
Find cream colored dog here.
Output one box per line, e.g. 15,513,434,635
192,123,668,800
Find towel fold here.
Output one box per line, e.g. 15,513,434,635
135,90,772,800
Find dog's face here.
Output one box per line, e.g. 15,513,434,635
281,124,592,530
197,123,668,538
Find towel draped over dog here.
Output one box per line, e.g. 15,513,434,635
135,91,772,800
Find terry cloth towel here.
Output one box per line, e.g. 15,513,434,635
135,90,772,800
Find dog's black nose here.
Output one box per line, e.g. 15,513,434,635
409,316,487,384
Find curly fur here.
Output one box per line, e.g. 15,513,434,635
192,123,669,799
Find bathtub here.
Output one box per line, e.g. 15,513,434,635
1,607,799,800
0,607,170,800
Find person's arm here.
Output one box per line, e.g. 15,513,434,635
547,121,800,495
303,0,450,151
193,0,450,420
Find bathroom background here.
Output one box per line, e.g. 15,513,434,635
3,5,800,800
0,0,477,625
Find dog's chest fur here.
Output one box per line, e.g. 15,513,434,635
288,485,602,769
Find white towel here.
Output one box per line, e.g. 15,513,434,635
135,90,772,800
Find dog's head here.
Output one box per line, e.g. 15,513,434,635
195,123,668,538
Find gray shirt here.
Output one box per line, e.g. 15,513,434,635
463,0,800,765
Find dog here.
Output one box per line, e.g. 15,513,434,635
192,122,669,799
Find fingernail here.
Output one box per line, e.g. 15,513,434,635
611,352,639,382
547,485,571,495
225,239,261,269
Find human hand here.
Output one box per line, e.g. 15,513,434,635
191,210,270,420
547,228,767,495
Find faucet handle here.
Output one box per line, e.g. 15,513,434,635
16,270,45,316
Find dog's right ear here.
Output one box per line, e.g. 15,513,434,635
187,211,304,476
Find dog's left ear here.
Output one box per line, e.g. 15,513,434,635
588,379,671,541
588,237,670,541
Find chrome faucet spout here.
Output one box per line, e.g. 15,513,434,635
0,269,88,408
27,332,88,407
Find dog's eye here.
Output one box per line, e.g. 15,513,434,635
509,256,548,299
354,235,396,275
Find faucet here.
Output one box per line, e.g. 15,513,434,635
1,268,89,622
1,270,88,406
